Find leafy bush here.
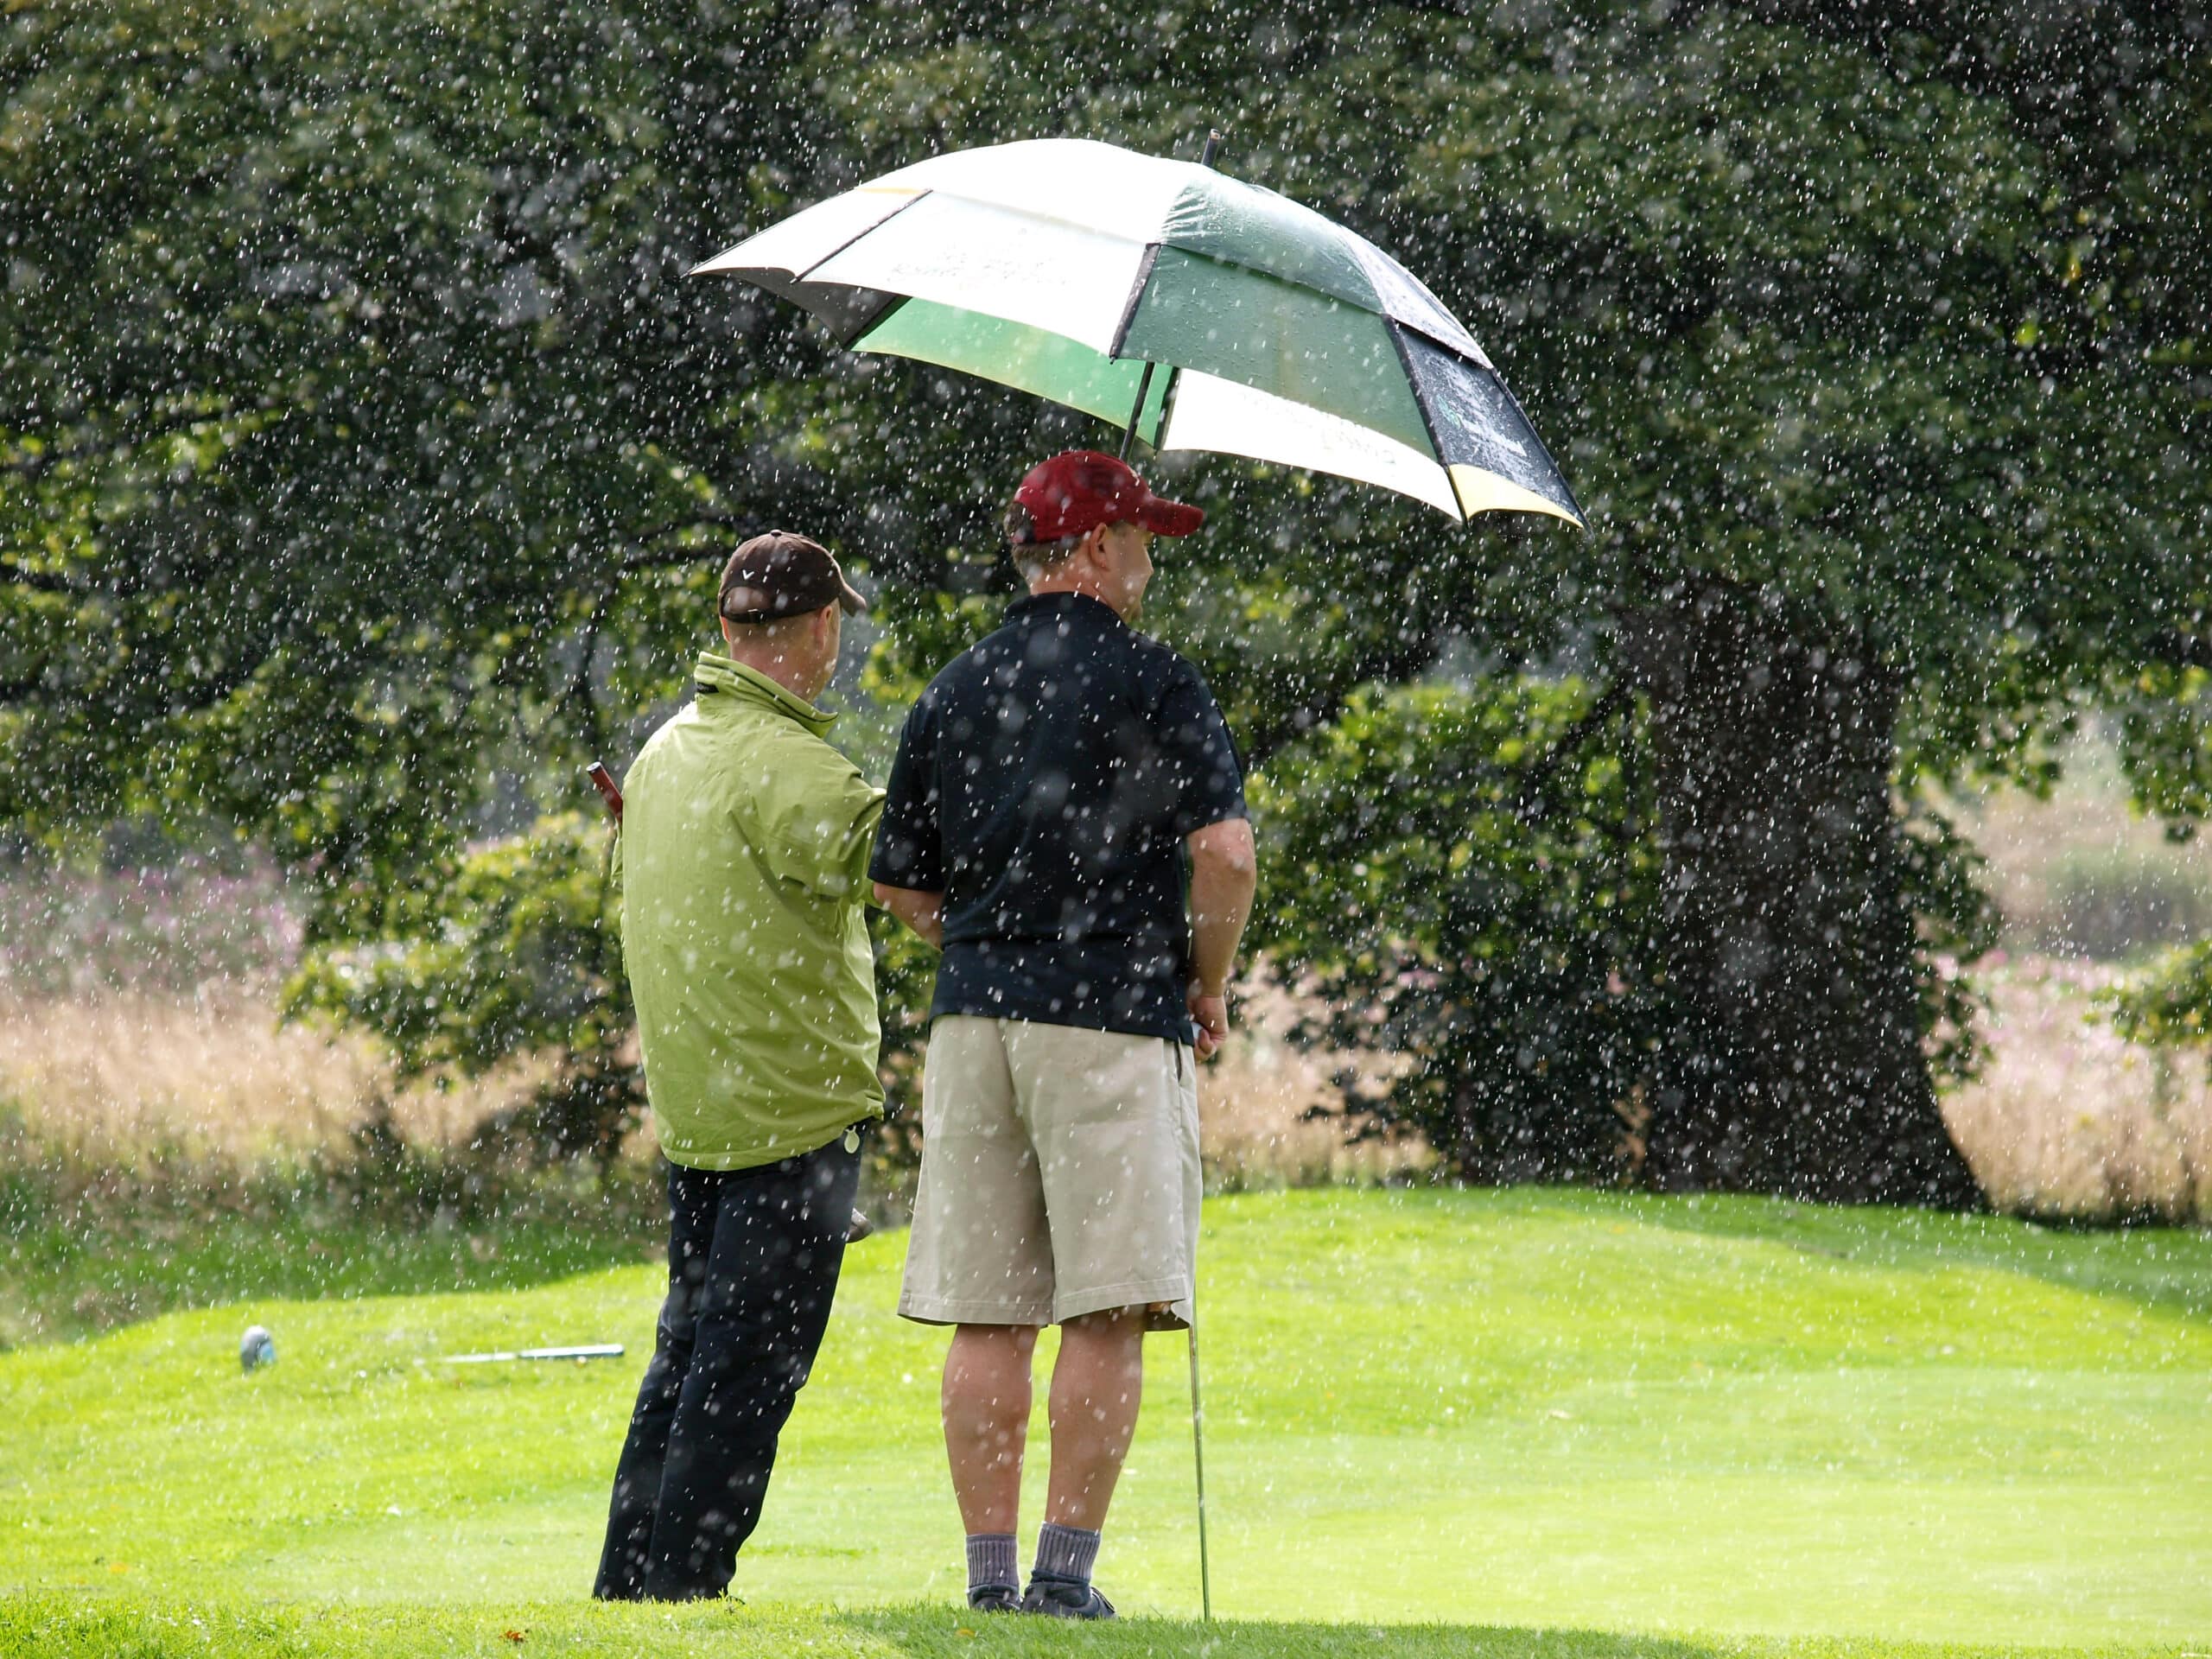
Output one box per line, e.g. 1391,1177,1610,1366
2113,664,2212,831
286,807,938,1197
1898,804,2003,1090
284,812,639,1170
1250,678,1666,1183
2105,942,2212,1058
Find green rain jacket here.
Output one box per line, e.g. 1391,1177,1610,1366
616,652,887,1170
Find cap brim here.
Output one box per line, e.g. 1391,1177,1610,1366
1134,493,1205,537
836,578,869,615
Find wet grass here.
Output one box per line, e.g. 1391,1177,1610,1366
3,1189,2209,1654
0,1153,665,1349
8,1595,2198,1659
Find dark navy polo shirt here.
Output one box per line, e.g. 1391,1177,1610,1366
868,592,1248,1043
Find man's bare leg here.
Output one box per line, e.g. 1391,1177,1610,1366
944,1323,1039,1535
1042,1307,1145,1529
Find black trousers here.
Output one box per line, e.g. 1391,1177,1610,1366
593,1135,861,1601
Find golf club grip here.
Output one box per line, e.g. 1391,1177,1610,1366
586,760,623,823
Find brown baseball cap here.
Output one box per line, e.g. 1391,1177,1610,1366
718,531,868,623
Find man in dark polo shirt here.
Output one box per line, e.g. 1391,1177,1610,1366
871,450,1258,1619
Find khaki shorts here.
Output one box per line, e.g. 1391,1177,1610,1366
899,1015,1201,1331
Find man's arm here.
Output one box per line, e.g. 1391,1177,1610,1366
867,692,944,935
1185,816,1257,1061
873,882,945,950
760,752,887,903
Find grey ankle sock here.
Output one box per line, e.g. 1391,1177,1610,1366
966,1532,1017,1592
1033,1522,1101,1584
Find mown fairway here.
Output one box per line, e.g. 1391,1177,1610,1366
3,1189,2208,1656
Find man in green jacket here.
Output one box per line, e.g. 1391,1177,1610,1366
594,531,884,1603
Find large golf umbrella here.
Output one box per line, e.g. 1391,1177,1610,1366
693,138,1582,527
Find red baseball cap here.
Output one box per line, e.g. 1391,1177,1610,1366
1008,450,1205,545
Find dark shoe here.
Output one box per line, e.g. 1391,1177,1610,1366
968,1583,1022,1613
1021,1574,1116,1619
846,1209,874,1243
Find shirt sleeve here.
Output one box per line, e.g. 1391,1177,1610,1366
868,691,947,892
1158,658,1248,836
756,746,887,901
823,772,889,899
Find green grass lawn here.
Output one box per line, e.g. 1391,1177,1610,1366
3,1189,2209,1656
0,1160,666,1349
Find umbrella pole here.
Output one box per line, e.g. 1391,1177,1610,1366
1116,130,1221,462
1118,360,1158,461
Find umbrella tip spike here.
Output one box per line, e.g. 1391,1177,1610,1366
1198,130,1224,169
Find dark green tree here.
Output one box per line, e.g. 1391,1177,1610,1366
1249,677,1665,1183
5,0,2206,1202
1374,5,2207,1201
825,3,2209,1204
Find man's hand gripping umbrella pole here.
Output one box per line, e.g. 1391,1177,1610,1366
585,761,875,1247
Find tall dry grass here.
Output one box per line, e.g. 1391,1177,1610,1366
19,967,2201,1223
1195,960,2212,1222
1942,956,2211,1223
0,853,551,1171
6,736,2210,1223
0,988,539,1168
1196,983,1428,1188
0,981,1395,1187
5,958,2208,1220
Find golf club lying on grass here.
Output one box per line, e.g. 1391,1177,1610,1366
587,761,876,1247
429,1344,626,1365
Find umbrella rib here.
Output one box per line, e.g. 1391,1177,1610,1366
1117,360,1158,461
1152,361,1187,453
1382,319,1463,520
833,292,909,351
1107,243,1163,361
792,188,933,285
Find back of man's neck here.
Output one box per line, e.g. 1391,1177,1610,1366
720,647,820,705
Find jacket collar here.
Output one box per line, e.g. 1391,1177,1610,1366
692,652,836,737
